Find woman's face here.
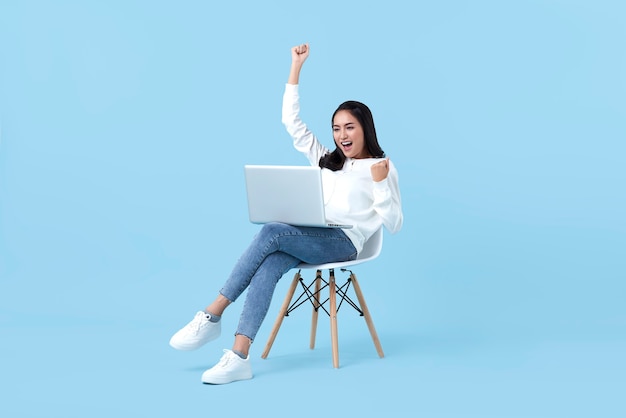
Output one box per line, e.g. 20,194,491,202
332,110,370,159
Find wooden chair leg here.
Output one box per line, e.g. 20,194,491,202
350,272,385,358
261,271,301,359
309,270,322,350
329,269,340,368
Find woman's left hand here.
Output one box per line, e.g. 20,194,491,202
371,157,390,182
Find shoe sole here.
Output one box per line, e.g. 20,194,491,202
201,374,253,385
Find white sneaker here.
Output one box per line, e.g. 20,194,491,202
169,311,221,350
201,349,253,385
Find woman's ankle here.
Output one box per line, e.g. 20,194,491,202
233,334,252,357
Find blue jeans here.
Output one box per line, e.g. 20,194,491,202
219,222,358,342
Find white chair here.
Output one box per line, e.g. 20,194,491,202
261,228,384,368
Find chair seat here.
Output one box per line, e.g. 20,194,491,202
296,227,383,271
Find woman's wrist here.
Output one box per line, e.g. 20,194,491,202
288,64,303,84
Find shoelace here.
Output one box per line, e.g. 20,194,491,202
216,350,235,368
186,312,207,335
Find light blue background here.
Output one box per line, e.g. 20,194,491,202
1,1,624,417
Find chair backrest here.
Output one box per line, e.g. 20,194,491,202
297,227,383,270
355,227,383,262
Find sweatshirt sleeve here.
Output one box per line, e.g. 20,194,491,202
282,83,330,166
372,162,403,234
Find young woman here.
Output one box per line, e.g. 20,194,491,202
169,43,403,384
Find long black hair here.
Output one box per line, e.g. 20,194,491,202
318,100,385,171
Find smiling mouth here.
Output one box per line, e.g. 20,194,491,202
341,141,353,148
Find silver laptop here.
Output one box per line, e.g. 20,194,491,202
244,165,352,229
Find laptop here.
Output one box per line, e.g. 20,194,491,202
244,165,352,229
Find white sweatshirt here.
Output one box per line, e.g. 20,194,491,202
282,83,403,253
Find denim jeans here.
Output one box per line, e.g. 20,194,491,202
219,222,358,342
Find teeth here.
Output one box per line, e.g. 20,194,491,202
342,141,352,146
